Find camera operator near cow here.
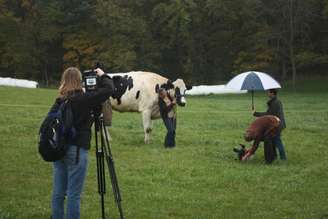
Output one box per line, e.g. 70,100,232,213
252,89,287,160
50,67,114,219
158,88,177,148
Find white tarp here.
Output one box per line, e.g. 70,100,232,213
186,85,246,95
0,77,38,88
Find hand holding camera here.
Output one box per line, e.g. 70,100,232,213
95,68,105,77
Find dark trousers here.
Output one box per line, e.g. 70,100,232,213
162,117,176,147
263,137,277,164
273,133,287,160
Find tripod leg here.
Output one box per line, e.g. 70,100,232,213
101,123,124,219
95,124,107,219
96,150,106,219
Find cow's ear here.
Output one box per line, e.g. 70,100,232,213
155,84,160,93
186,85,192,90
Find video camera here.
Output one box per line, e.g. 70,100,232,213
83,62,105,92
233,144,246,160
83,69,98,92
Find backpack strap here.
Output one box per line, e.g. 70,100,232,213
63,96,79,164
75,146,80,164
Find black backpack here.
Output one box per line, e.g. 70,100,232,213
38,99,76,162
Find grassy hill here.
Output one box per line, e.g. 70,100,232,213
0,83,327,219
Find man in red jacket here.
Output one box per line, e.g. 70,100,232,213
242,115,281,164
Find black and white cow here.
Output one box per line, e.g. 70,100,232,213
107,71,191,143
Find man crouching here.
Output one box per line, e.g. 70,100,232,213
242,115,281,164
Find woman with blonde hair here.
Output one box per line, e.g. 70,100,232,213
50,67,114,219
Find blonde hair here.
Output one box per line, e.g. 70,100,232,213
59,67,83,97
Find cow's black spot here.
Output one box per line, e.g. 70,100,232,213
123,75,134,90
160,80,174,90
156,80,175,94
155,80,175,94
136,90,140,99
112,75,134,105
146,128,152,133
155,84,160,93
167,80,174,89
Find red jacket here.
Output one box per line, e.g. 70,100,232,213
245,115,281,154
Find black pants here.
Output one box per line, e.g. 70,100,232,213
263,136,277,164
162,117,176,147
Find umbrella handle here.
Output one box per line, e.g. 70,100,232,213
251,90,254,110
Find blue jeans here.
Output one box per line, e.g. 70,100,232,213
162,117,176,147
52,145,88,219
273,134,287,160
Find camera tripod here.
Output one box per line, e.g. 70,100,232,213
93,112,124,219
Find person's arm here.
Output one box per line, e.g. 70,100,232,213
249,138,261,154
253,105,270,116
253,111,267,117
241,138,260,161
159,98,175,115
254,99,280,117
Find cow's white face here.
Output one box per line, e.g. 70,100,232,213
172,79,191,107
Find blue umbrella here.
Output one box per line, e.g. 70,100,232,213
226,71,281,109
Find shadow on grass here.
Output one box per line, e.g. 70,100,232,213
0,210,14,219
0,209,50,219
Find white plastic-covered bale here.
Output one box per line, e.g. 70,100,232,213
0,77,38,88
185,85,246,95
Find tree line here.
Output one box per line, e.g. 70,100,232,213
0,0,327,86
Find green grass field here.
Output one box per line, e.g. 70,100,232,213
0,82,327,219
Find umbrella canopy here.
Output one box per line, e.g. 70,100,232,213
226,71,281,109
226,71,281,91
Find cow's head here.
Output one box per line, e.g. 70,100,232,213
172,79,192,106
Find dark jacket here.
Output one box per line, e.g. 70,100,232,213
158,97,175,119
254,96,286,130
50,75,114,150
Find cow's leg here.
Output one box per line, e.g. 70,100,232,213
142,110,152,143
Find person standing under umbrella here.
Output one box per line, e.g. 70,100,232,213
158,88,177,148
253,89,287,160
